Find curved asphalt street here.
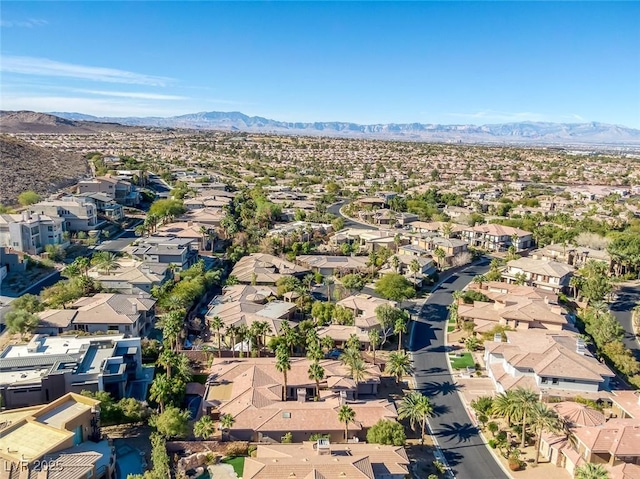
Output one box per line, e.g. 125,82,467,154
327,200,377,230
409,260,509,479
610,283,640,360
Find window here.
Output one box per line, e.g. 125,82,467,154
552,378,559,385
541,377,548,384
48,226,53,232
282,412,291,418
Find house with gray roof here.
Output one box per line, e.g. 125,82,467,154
502,257,575,293
129,236,198,271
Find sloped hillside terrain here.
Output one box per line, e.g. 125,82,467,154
0,135,90,205
0,111,143,134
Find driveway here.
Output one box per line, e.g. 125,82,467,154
409,260,509,479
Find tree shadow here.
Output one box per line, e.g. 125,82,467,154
418,367,446,374
419,303,448,324
421,381,461,397
436,422,480,444
431,403,451,417
442,450,464,467
408,321,439,351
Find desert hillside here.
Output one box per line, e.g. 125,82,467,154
0,135,90,205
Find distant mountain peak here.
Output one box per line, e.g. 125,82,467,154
4,110,640,146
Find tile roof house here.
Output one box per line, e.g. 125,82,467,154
230,254,310,285
531,244,612,270
89,259,171,294
0,392,115,479
129,236,198,271
297,255,370,277
204,358,392,443
205,285,297,350
484,329,614,397
458,283,570,333
243,441,409,479
336,294,397,332
502,257,575,293
460,224,533,252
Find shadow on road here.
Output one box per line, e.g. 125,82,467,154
436,422,480,444
610,286,640,312
432,403,452,417
422,381,461,397
420,303,449,323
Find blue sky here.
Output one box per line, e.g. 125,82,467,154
1,2,639,127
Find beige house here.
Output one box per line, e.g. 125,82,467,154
484,329,614,397
243,441,410,479
460,224,533,252
502,257,575,293
230,253,309,285
203,358,392,443
337,294,397,332
0,393,114,479
531,244,612,270
297,254,370,277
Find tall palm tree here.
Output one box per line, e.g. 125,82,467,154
491,390,518,427
308,361,325,400
237,324,249,357
209,316,224,358
193,415,215,440
275,345,291,401
394,312,408,351
252,321,272,356
220,413,235,442
97,252,119,275
397,391,434,445
385,351,413,384
409,259,421,285
198,225,209,251
433,247,446,270
225,324,238,358
513,388,538,448
391,255,400,273
368,329,381,364
348,356,367,400
149,373,172,413
337,405,356,442
531,402,561,465
574,463,610,479
473,274,487,290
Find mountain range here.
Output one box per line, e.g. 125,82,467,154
4,110,640,146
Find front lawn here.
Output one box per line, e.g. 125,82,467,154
450,352,475,369
222,456,245,477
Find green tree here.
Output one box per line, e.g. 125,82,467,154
150,406,190,439
5,309,39,337
574,463,610,479
385,351,413,384
341,274,365,296
10,294,44,313
375,304,405,346
368,328,381,364
220,413,235,441
394,310,409,351
209,315,224,357
18,190,41,206
397,391,434,445
193,415,216,440
149,199,186,222
366,419,407,446
308,361,325,400
337,405,356,441
44,244,66,262
375,273,415,303
513,388,538,448
531,402,561,465
275,344,291,401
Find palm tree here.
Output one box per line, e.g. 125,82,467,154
209,316,224,358
237,324,249,357
253,321,272,356
308,361,325,400
97,252,119,275
193,415,216,440
531,402,561,465
324,276,335,303
432,247,445,270
220,413,235,442
492,390,518,427
157,350,176,379
337,405,356,442
441,222,453,239
367,251,378,277
409,259,421,285
160,310,184,352
397,391,434,445
348,356,367,400
473,274,487,290
198,225,209,251
391,255,400,273
149,373,172,412
368,329,381,364
574,463,610,479
275,345,291,401
385,351,413,384
394,312,408,351
513,388,538,448
465,336,479,352
225,324,238,358
74,256,90,279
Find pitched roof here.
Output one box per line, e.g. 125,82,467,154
506,257,575,277
231,254,309,284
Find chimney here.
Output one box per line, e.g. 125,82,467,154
131,303,138,315
297,388,307,403
316,438,331,456
339,390,347,406
494,333,502,343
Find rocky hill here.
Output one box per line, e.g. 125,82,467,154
0,110,143,134
0,135,90,205
50,111,640,146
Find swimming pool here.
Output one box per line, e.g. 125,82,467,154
115,444,145,479
186,394,202,419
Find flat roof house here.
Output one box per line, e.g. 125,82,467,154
130,236,198,271
0,334,146,409
29,197,98,232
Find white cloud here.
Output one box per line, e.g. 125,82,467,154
0,18,48,28
76,89,188,100
0,55,172,86
0,95,188,117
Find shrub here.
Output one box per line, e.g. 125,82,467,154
225,442,249,457
488,439,497,449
